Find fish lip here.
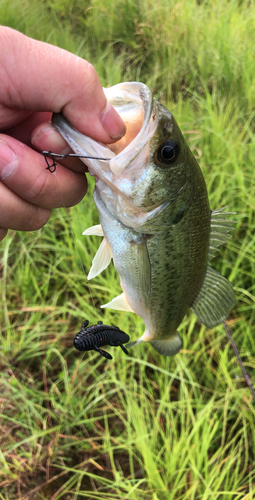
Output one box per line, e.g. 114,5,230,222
104,82,156,176
52,113,116,168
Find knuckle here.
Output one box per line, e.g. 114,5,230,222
70,59,102,103
26,207,51,231
27,171,49,204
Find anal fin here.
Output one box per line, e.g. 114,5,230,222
191,265,236,328
101,292,135,312
83,224,104,236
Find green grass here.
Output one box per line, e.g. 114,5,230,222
0,0,255,498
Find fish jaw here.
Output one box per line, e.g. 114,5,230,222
52,112,115,176
52,82,169,222
53,109,172,230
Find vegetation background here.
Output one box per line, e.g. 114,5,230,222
0,0,255,498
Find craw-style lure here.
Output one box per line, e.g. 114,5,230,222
73,320,130,360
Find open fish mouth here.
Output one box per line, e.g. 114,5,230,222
103,82,157,175
52,82,158,178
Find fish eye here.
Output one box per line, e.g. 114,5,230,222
155,139,180,167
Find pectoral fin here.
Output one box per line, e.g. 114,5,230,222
87,237,113,280
191,265,236,328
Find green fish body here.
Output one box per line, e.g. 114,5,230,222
52,82,236,356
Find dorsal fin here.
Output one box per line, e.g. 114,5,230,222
209,207,236,260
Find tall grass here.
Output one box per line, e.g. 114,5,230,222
0,0,255,498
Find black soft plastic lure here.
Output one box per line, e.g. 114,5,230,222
73,320,130,360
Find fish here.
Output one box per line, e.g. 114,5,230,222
52,82,236,356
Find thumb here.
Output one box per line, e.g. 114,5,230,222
0,27,126,143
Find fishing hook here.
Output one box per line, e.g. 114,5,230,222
41,151,112,173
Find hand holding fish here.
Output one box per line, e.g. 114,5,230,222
0,27,126,242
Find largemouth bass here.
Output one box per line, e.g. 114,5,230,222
52,82,236,356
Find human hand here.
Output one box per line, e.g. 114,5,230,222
0,26,126,242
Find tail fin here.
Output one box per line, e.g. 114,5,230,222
149,332,183,356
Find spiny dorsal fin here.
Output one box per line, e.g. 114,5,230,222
209,207,236,260
191,264,236,328
83,224,104,236
101,292,135,312
87,237,112,280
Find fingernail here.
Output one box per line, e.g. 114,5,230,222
31,123,70,154
0,141,18,179
31,122,55,144
101,101,126,140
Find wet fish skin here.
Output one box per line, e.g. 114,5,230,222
52,82,236,356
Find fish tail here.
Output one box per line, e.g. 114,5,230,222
149,332,183,356
127,331,183,357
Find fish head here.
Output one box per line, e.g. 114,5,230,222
52,82,202,230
